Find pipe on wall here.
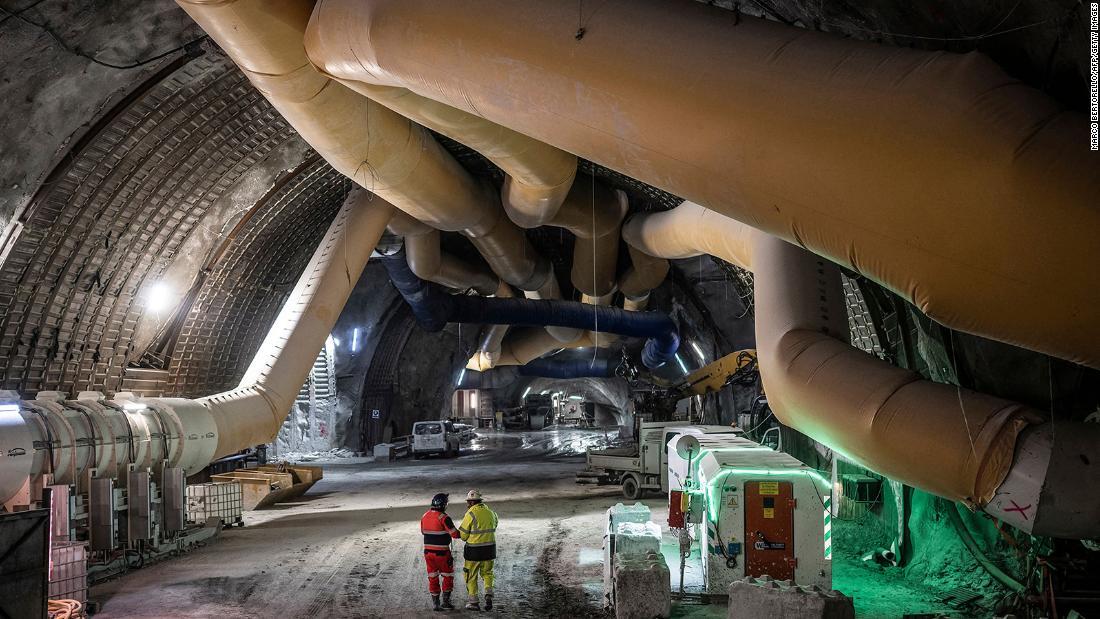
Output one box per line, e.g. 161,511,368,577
305,0,1100,369
175,0,560,300
0,191,395,506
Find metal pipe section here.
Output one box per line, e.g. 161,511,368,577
306,0,1100,369
0,192,395,506
175,0,559,299
382,251,678,369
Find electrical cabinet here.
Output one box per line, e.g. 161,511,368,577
689,446,832,594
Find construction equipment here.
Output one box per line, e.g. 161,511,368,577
668,432,832,594
578,422,741,500
210,464,322,510
672,349,758,398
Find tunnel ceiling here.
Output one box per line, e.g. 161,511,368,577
0,0,1093,402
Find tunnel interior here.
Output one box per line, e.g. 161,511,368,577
1,0,1098,617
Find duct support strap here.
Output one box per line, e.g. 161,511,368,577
305,0,1100,369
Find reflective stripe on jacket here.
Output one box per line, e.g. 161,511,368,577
458,502,498,561
421,509,460,552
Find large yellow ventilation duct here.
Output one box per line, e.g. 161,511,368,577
618,245,670,311
388,210,500,296
305,0,1100,369
1,191,395,505
627,202,1100,537
175,0,557,298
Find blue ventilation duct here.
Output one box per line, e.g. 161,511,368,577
382,247,679,368
518,358,618,379
457,358,619,389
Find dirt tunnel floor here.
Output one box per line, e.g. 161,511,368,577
91,430,955,618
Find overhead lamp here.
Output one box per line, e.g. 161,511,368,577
144,281,172,313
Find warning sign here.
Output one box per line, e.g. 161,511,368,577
759,481,779,495
763,507,775,519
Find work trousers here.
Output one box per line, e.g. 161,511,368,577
463,559,495,597
425,551,455,594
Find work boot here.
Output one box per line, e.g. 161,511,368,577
441,592,454,610
484,594,493,611
465,596,481,611
431,594,441,612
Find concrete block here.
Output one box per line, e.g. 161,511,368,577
607,502,651,533
373,443,395,460
614,551,671,619
614,521,662,560
727,576,854,619
604,503,657,605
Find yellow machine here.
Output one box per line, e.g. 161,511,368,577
674,349,758,396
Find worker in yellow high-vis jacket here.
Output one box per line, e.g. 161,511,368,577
458,489,498,611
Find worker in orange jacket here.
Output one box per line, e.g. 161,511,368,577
421,493,461,611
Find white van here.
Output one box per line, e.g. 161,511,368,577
412,420,462,458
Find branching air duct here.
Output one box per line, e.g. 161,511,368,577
387,210,499,296
175,0,563,303
304,0,1100,369
382,250,678,369
626,201,1100,538
0,191,394,506
618,245,670,311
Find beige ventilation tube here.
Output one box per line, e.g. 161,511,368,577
306,0,1100,369
625,203,1100,535
552,174,628,301
303,13,577,220
623,202,754,271
200,191,394,458
753,230,1035,507
619,245,670,311
1,191,394,505
467,281,517,372
493,328,589,367
175,0,556,297
388,211,500,296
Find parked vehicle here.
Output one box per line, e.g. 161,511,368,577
577,422,741,499
412,420,462,458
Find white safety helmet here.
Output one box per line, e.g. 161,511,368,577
466,489,483,502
